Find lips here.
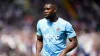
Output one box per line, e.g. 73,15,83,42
45,13,49,15
45,13,49,17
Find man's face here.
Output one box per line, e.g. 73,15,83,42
44,4,56,18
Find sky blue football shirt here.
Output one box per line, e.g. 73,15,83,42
37,17,76,56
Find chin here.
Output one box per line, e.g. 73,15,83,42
45,15,52,19
45,16,48,18
45,15,49,18
45,14,48,17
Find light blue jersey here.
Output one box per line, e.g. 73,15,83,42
37,17,76,56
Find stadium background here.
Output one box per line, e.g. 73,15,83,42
0,0,100,56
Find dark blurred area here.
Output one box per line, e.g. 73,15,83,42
0,0,100,56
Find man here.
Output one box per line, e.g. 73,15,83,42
36,3,78,56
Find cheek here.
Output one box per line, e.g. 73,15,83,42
49,10,54,14
48,10,52,13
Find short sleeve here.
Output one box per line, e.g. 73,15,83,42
37,21,42,36
65,23,76,38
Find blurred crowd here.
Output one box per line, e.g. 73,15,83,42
0,0,100,56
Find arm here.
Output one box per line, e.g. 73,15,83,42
36,35,43,56
59,36,78,56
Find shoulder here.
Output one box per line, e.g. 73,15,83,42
37,18,46,25
59,17,72,26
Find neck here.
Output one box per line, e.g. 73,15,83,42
50,16,58,22
46,14,58,22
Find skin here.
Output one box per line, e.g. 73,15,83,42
59,37,77,56
44,4,57,22
36,36,43,56
36,4,78,56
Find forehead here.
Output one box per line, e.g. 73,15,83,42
44,4,52,8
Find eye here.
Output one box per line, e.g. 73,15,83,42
44,8,50,10
47,8,50,10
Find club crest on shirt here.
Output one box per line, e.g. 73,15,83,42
57,28,60,31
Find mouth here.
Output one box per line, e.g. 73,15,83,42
45,14,49,17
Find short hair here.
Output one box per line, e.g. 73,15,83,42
45,2,57,10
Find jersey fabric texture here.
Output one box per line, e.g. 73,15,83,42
37,17,76,56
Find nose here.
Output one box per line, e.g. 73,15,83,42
44,9,48,13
